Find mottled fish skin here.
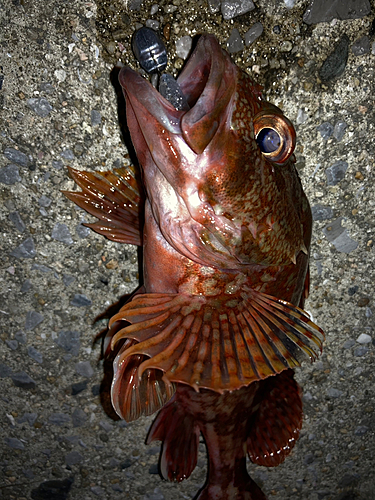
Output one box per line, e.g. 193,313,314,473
64,34,324,500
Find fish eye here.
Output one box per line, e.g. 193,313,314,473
256,128,281,153
254,111,296,164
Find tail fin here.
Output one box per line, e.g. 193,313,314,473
147,397,200,482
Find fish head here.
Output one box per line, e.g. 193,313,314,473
120,34,310,270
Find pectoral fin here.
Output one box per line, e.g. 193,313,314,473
63,166,143,245
109,288,324,420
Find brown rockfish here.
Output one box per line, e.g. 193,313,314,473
64,34,324,500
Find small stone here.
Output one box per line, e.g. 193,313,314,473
52,160,63,170
91,486,105,496
38,195,52,207
60,149,75,160
76,223,91,239
284,0,295,7
227,29,244,53
351,35,370,56
39,82,55,93
326,387,343,398
296,109,308,125
303,0,370,24
150,4,159,15
121,458,133,469
72,408,88,427
25,311,44,330
99,420,114,432
325,160,348,186
11,371,37,390
57,330,80,356
30,477,74,500
23,469,35,479
354,425,368,436
49,413,71,426
71,380,88,395
32,264,52,273
303,452,314,464
27,346,43,363
91,109,101,126
343,339,355,349
63,275,75,287
17,413,38,426
338,473,360,488
54,69,67,82
175,36,193,60
221,0,255,20
207,0,221,13
4,437,25,450
333,120,347,141
3,147,30,167
9,211,26,232
75,361,94,378
143,487,165,500
348,286,358,296
129,0,142,10
311,204,333,221
21,280,33,292
52,223,73,245
244,23,263,46
332,231,358,253
11,237,36,259
146,19,160,30
317,122,333,140
357,297,370,307
149,464,159,474
112,484,123,493
0,362,13,378
70,294,92,307
27,97,53,117
6,339,18,350
356,333,371,344
0,164,22,184
354,346,368,357
92,384,100,396
280,40,292,52
65,451,84,466
319,35,349,82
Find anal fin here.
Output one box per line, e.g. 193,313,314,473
147,396,200,482
63,166,143,245
247,369,302,467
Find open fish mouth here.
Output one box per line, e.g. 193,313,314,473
119,34,237,155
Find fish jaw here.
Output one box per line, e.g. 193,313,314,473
120,34,307,270
119,36,243,270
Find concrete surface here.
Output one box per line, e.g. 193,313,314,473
1,0,374,499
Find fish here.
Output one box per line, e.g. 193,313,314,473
63,34,324,500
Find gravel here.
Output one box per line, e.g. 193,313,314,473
1,0,374,499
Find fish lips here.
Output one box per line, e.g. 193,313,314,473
119,34,237,160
